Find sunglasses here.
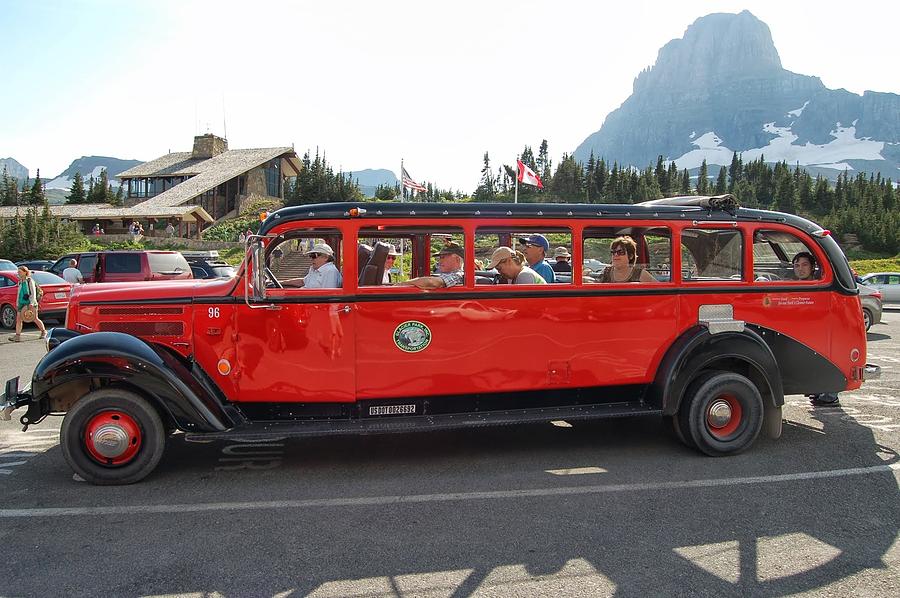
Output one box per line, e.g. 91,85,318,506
308,253,322,259
610,249,628,257
386,255,396,260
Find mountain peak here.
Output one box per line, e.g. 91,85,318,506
635,10,781,94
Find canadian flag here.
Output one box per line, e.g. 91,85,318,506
517,159,543,189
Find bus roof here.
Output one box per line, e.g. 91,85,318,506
259,195,823,236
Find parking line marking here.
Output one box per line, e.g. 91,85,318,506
546,467,608,475
1,462,898,519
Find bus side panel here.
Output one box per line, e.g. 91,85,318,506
354,294,679,400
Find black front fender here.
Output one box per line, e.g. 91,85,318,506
650,325,784,415
30,331,233,432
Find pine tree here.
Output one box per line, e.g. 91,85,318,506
66,172,86,204
696,160,710,195
537,140,551,183
29,169,45,205
715,167,728,194
474,152,495,201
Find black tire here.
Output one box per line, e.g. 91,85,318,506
1,304,16,329
60,388,165,485
862,308,873,331
678,371,764,456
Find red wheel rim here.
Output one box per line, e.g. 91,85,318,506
83,410,142,466
706,394,742,439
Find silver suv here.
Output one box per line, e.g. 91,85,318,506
859,283,883,331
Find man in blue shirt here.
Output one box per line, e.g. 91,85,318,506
518,234,555,283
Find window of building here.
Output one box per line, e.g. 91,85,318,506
265,161,280,197
681,228,743,282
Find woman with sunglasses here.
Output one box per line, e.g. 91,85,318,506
599,236,656,283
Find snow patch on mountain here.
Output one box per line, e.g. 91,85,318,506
787,101,809,117
672,123,885,170
44,166,116,190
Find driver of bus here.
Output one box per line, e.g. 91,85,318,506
399,243,464,289
282,243,342,288
792,251,817,280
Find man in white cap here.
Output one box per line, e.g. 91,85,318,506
283,243,342,289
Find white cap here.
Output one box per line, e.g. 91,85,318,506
305,243,334,257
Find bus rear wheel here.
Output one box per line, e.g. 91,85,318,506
61,389,165,485
679,371,763,456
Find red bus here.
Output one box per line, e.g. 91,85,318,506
1,196,877,484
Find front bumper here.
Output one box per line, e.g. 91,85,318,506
0,376,32,422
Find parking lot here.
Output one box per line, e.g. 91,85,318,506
1,311,898,597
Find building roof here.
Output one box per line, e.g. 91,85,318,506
0,203,213,223
116,152,201,178
121,147,296,210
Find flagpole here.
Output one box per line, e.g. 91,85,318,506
514,156,519,204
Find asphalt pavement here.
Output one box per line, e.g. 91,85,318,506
1,312,898,597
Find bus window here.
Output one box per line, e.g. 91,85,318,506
474,227,572,285
753,230,820,282
268,230,343,290
358,226,464,288
681,228,743,282
583,226,670,283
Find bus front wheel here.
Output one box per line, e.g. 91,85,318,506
679,371,764,456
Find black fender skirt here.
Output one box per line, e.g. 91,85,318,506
31,331,233,432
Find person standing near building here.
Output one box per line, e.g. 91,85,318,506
166,222,176,238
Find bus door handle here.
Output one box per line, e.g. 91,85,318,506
340,305,352,313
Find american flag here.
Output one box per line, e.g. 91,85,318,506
402,166,427,192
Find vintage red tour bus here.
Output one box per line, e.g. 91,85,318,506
0,195,879,484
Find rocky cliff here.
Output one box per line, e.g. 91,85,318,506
574,10,900,180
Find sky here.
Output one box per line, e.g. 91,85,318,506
2,0,899,192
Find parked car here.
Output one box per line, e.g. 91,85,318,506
858,272,900,304
48,251,193,283
15,260,54,272
181,251,236,279
859,283,883,331
0,271,71,328
0,259,16,271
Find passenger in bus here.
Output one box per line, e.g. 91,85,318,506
282,243,342,289
792,251,817,280
399,243,464,289
517,234,555,283
598,236,657,283
488,247,546,284
383,244,401,284
552,247,572,273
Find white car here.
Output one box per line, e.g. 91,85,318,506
859,272,900,304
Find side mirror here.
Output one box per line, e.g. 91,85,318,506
250,239,266,301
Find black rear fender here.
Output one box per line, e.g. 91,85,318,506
650,326,784,415
30,331,233,432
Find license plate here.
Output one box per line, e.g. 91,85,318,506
369,404,416,416
54,292,67,299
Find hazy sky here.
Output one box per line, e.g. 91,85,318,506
2,0,898,192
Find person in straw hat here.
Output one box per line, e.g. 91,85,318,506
552,246,572,273
8,266,46,342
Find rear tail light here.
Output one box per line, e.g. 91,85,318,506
872,290,882,300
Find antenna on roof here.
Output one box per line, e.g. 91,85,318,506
222,93,228,141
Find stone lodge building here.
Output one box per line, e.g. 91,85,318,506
0,135,301,239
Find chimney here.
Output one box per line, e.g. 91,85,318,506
192,134,228,159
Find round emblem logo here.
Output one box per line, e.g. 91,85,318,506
393,321,432,353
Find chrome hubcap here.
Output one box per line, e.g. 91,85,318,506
707,400,733,429
91,424,130,458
